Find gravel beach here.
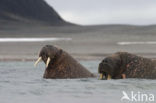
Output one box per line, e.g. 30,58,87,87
0,25,156,61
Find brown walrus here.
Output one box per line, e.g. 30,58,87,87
98,52,156,80
34,45,94,79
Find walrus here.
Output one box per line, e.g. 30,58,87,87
34,45,94,79
98,52,156,80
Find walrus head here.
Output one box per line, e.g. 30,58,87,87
98,54,125,80
34,45,62,68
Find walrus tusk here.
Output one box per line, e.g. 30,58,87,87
34,57,42,67
46,57,51,68
107,74,111,80
99,73,103,80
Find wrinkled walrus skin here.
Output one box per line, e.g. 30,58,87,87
35,45,94,79
98,52,156,79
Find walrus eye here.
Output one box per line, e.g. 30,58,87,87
104,60,108,63
103,58,110,63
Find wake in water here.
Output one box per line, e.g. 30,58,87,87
0,38,72,42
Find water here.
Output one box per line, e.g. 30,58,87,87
0,61,156,103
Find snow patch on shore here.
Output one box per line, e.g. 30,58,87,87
117,41,156,45
0,38,72,42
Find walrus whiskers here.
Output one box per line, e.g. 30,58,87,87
46,57,51,68
99,73,111,80
34,57,42,67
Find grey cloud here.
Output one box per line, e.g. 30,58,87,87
45,0,156,25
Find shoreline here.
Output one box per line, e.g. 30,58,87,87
1,53,156,62
1,25,156,62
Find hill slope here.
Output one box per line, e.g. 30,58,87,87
0,0,69,25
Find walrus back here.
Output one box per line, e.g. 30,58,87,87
43,50,94,79
60,52,94,78
120,52,156,79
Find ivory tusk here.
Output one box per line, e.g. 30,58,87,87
46,57,51,68
107,74,111,80
34,57,42,67
99,73,103,80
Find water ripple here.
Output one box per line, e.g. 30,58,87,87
0,61,156,103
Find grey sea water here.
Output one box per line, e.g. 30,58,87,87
0,60,156,103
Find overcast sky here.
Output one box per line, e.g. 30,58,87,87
45,0,156,25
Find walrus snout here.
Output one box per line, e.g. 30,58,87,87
34,45,58,68
34,56,51,68
98,62,113,80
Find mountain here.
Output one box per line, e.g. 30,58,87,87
0,0,70,25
